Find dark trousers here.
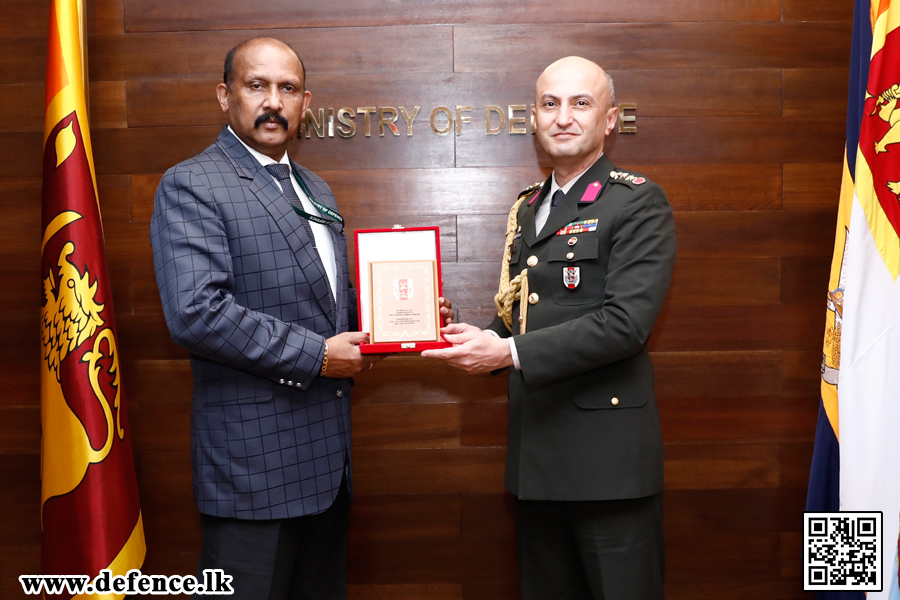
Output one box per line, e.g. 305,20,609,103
516,492,664,600
195,478,350,600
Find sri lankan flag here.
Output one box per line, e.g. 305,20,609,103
41,0,145,596
806,0,900,597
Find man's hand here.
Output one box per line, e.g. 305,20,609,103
439,296,453,326
420,323,513,374
321,332,384,378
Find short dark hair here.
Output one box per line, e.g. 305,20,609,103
223,37,307,88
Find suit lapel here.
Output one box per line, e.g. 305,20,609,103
521,177,551,247
294,165,344,327
534,193,579,244
217,129,336,327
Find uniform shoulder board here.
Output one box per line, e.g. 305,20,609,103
608,170,647,186
517,181,544,199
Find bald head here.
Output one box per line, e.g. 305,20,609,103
224,37,305,89
536,56,615,110
532,56,619,181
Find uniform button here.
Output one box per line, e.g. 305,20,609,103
611,397,620,406
336,390,343,397
528,292,540,305
568,237,578,246
295,382,302,388
527,255,538,267
518,316,524,322
279,379,286,384
566,252,575,260
287,380,293,386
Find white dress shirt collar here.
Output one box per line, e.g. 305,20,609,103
227,126,290,168
547,152,603,200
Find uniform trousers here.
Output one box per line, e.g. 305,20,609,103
195,477,350,600
516,492,664,600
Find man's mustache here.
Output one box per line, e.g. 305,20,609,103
255,112,289,129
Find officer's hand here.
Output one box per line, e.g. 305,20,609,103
321,332,383,378
438,296,454,326
420,323,513,374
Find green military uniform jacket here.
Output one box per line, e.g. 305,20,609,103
487,154,676,501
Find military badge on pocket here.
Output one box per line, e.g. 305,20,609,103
563,266,580,289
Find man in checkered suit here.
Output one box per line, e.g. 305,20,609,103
150,37,380,599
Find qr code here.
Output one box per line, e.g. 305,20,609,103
803,512,882,591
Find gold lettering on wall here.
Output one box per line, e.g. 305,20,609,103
430,106,453,136
299,103,636,139
618,103,637,133
485,105,506,135
304,108,325,139
357,107,376,137
379,107,400,136
508,105,527,135
400,106,420,137
455,105,473,135
337,108,356,138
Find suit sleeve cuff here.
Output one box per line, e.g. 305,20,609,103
508,338,521,370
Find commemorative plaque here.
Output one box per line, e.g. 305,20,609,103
355,227,450,353
369,260,439,344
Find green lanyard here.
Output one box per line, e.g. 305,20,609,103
290,169,345,232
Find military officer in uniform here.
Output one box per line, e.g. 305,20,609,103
423,56,676,599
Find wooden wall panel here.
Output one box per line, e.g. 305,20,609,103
660,396,818,443
783,350,823,397
0,37,47,83
349,584,462,600
348,537,517,584
784,68,848,117
0,131,43,178
665,488,807,534
89,28,454,81
667,258,781,305
126,69,783,130
664,444,781,490
1,545,42,600
783,0,852,22
88,0,126,35
781,256,832,304
652,304,823,352
625,164,784,211
352,404,460,450
3,0,51,38
125,0,782,32
460,494,516,540
0,362,40,408
784,162,843,210
454,23,852,72
352,448,506,495
653,351,782,398
457,116,845,167
673,210,837,258
350,496,461,540
2,0,850,598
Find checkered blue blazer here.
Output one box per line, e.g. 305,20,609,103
150,127,356,519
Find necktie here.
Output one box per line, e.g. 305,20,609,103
550,188,565,211
265,163,320,250
265,163,336,312
265,163,306,213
